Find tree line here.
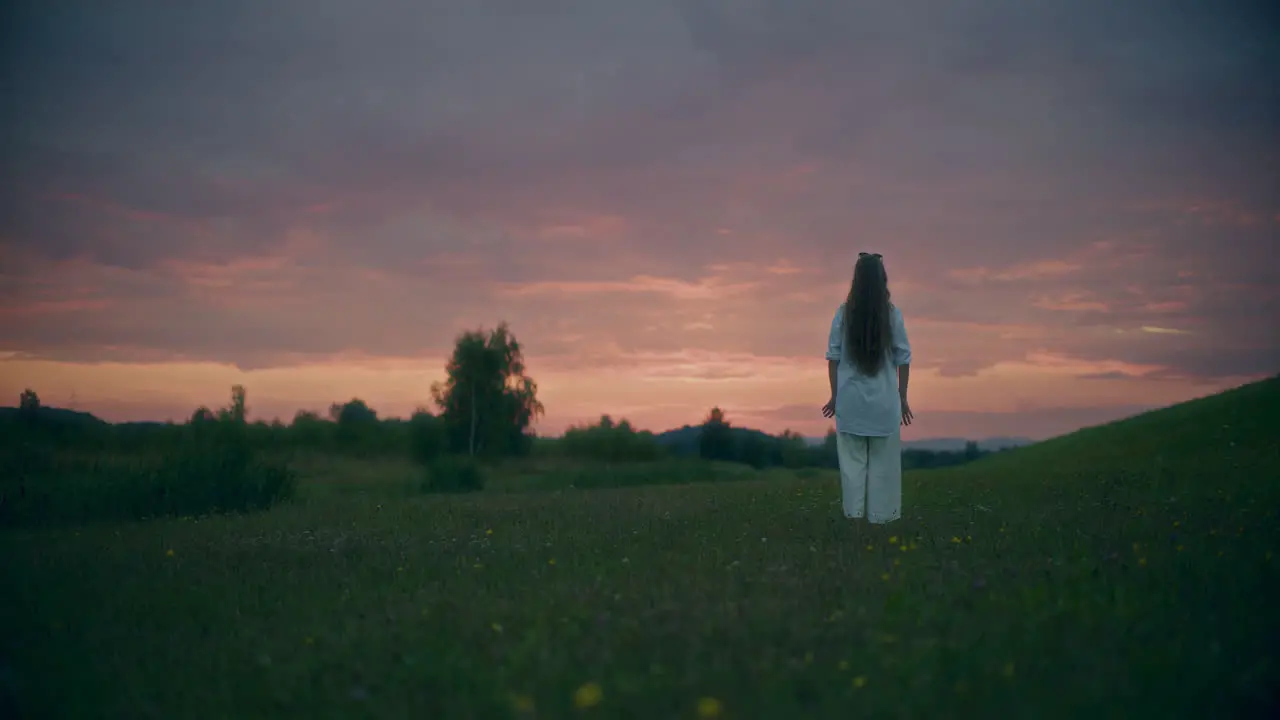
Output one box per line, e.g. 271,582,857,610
4,322,1000,473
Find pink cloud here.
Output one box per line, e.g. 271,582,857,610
497,274,758,300
1032,293,1110,312
48,192,178,224
949,259,1082,283
0,299,113,316
535,214,630,240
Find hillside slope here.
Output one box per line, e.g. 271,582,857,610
933,375,1279,483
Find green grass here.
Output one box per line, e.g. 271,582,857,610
3,378,1279,718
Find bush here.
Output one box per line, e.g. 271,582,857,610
423,455,485,494
0,424,296,527
557,416,665,462
409,411,446,465
137,440,296,519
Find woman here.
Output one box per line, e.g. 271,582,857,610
821,252,913,524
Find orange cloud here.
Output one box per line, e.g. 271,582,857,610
765,259,806,275
4,346,1268,440
497,274,758,300
949,259,1081,283
535,214,630,240
1032,293,1109,312
0,299,112,317
49,192,177,224
164,255,295,289
1142,301,1188,313
1181,199,1265,228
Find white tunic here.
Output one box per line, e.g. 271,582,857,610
825,303,912,437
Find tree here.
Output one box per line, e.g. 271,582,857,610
431,322,543,457
329,399,379,451
18,388,40,424
821,429,839,468
775,429,810,469
740,431,768,468
329,399,377,425
408,409,445,464
698,407,735,461
230,385,247,423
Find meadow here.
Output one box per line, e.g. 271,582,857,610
2,377,1278,719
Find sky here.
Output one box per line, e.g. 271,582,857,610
1,0,1278,441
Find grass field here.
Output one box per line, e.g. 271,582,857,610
3,378,1279,719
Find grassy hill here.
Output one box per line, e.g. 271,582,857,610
1,377,1277,718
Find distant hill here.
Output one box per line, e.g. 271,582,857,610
0,406,106,426
656,424,1033,454
654,424,780,455
800,434,1033,451
899,436,1034,452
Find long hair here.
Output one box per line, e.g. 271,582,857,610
843,253,893,376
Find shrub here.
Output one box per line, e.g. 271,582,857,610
558,415,665,462
0,423,296,527
409,411,446,465
423,455,485,494
136,439,296,519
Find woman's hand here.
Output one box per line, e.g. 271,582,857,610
821,395,836,419
901,396,914,427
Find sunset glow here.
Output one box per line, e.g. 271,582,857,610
1,0,1276,441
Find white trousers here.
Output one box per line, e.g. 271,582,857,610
836,431,902,524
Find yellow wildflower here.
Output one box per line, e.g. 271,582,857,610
548,559,556,566
165,549,175,557
852,675,868,689
696,697,723,718
573,682,603,709
889,536,898,544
